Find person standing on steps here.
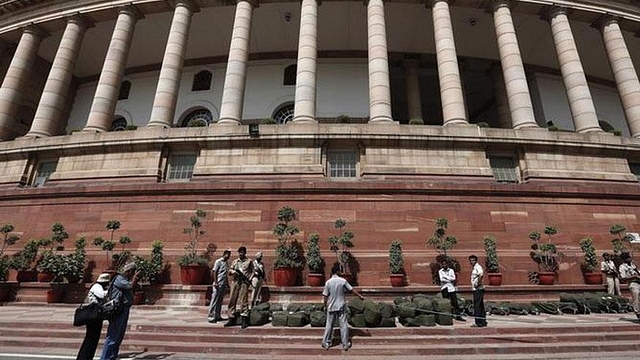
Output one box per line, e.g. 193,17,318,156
224,246,254,328
76,273,110,360
207,249,231,323
469,255,487,327
250,251,265,307
619,252,640,320
100,262,140,360
321,262,364,351
439,259,465,321
601,252,621,296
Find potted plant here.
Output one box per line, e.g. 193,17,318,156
0,224,19,301
133,240,166,304
529,226,564,285
306,233,325,286
579,237,602,285
328,219,357,284
610,223,631,270
36,223,69,282
483,235,503,286
427,218,460,285
63,237,87,284
389,240,407,287
178,210,209,285
272,206,305,286
93,220,132,273
10,239,39,282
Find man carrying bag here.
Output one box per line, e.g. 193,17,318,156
75,273,111,360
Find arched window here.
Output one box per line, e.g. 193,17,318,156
273,103,294,124
181,109,213,127
111,117,128,131
118,81,131,100
192,70,212,91
283,65,296,86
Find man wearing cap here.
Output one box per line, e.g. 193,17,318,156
250,251,265,307
76,273,110,360
207,249,231,323
619,252,640,319
601,252,621,296
100,262,139,360
224,246,254,328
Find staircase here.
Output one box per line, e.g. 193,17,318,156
0,305,639,359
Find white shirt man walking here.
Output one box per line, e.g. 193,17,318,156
207,249,231,323
322,263,364,351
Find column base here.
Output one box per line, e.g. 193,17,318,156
81,126,106,133
292,116,317,123
216,118,241,125
23,130,50,138
368,116,394,123
513,122,540,130
443,118,469,126
147,121,172,128
577,126,604,133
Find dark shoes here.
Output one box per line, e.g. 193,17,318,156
342,342,352,351
322,343,330,350
241,316,249,329
223,317,237,327
455,316,466,321
471,323,487,327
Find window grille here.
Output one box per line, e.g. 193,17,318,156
181,109,213,127
192,70,212,91
167,154,196,181
111,117,127,131
274,104,294,124
33,161,57,187
489,157,519,183
328,151,357,179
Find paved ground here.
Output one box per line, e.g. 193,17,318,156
0,304,639,359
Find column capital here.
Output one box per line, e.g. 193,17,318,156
65,14,95,30
591,14,619,32
300,0,322,6
22,24,49,39
168,0,201,13
487,0,512,13
119,4,145,21
235,0,259,9
539,5,570,22
429,0,455,8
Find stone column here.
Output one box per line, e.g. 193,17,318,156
404,60,422,121
544,7,600,133
84,6,142,132
432,0,467,125
0,26,47,140
26,16,92,138
218,0,255,125
491,65,511,129
367,0,393,123
292,0,318,123
491,0,537,129
147,0,199,128
595,16,640,137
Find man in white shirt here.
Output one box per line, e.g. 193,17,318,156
619,252,640,319
438,260,465,321
207,249,231,323
601,252,621,296
322,263,364,351
250,252,265,307
469,255,487,327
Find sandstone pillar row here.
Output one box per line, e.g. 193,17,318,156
367,0,393,123
596,17,640,138
432,0,467,126
148,0,198,128
404,60,422,121
84,6,142,132
26,16,91,138
546,7,600,133
0,26,47,140
218,0,255,125
491,0,537,129
292,0,318,123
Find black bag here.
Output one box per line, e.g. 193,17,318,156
101,275,124,320
73,302,101,326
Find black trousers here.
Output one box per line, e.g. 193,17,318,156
473,289,487,326
76,318,103,360
441,288,461,316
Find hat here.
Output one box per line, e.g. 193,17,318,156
96,273,111,283
123,262,137,272
255,252,263,259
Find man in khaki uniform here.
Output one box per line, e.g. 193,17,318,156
224,246,254,328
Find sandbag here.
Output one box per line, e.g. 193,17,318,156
349,298,366,313
270,303,283,312
394,296,411,305
349,313,367,328
399,317,420,327
396,303,416,319
253,302,271,312
379,302,395,318
379,316,396,327
287,312,310,327
271,311,288,326
249,310,270,326
310,311,326,327
286,303,302,313
532,301,561,315
414,314,436,327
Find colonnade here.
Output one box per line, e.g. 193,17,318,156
0,0,639,140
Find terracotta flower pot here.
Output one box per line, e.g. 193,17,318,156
307,273,324,287
133,291,145,305
487,272,503,286
46,288,64,303
16,270,37,283
38,272,55,283
390,274,407,287
273,267,297,287
583,272,603,285
180,265,208,285
537,271,556,285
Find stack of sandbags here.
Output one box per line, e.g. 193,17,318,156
395,295,438,327
347,299,396,328
269,302,324,327
249,302,272,326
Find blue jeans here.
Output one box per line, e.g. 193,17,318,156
208,283,227,319
100,307,131,360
